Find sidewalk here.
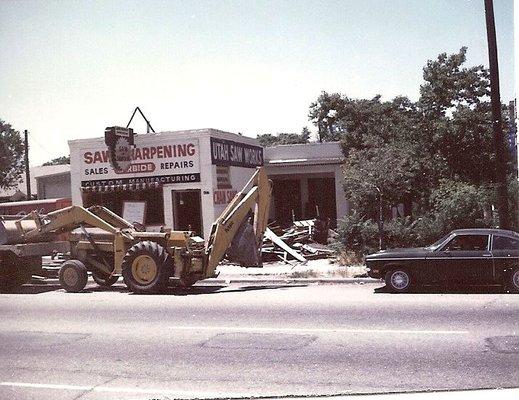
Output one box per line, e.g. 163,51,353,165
210,258,377,285
40,256,378,285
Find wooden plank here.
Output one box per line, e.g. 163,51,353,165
264,228,307,263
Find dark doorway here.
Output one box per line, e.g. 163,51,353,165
272,179,301,226
172,189,203,236
307,177,337,225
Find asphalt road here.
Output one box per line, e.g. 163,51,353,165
0,279,518,399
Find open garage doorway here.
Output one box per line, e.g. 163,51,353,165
270,175,337,228
272,179,302,226
307,177,337,224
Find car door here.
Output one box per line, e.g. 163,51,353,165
491,235,519,280
435,234,493,283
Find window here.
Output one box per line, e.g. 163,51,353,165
82,187,164,226
492,236,519,251
443,235,489,251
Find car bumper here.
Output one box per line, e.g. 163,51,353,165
366,267,383,279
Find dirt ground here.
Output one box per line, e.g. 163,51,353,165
216,258,368,279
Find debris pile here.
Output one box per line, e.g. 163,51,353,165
261,219,336,264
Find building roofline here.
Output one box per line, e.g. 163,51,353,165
264,141,341,149
68,128,258,146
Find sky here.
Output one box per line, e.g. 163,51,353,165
0,0,515,166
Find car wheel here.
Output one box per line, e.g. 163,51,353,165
385,269,412,293
59,260,88,292
121,241,172,294
509,268,519,293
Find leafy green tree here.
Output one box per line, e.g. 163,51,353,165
431,179,492,233
342,143,421,218
309,48,510,216
419,47,489,116
310,47,518,252
418,47,504,186
308,92,346,141
310,93,434,218
0,120,25,190
257,128,310,147
43,155,70,166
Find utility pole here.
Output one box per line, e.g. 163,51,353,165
484,0,510,229
24,130,31,199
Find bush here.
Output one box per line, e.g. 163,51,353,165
335,211,379,255
335,180,499,257
335,214,443,256
431,179,492,231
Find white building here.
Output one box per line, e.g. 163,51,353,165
66,129,348,236
69,129,263,237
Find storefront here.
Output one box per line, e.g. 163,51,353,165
263,142,348,227
69,129,263,237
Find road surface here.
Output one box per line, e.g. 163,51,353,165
0,280,518,399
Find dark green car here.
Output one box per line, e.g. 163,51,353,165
366,229,519,293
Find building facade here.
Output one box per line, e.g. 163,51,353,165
264,142,347,227
69,129,263,237
63,129,348,236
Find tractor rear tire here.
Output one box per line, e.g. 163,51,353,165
59,260,88,292
121,241,172,294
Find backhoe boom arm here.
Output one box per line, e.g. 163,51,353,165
205,167,271,277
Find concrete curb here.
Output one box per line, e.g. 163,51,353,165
32,276,380,286
203,277,379,285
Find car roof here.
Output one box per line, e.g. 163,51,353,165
451,228,519,238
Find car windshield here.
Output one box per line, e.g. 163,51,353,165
427,233,452,250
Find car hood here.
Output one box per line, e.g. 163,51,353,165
365,247,431,259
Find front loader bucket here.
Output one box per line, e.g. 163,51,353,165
226,218,262,267
0,219,40,245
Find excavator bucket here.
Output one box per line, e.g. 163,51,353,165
205,167,272,276
226,217,261,267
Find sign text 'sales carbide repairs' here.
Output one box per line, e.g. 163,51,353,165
210,137,263,168
80,139,201,187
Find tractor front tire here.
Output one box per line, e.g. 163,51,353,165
121,241,172,294
59,260,88,293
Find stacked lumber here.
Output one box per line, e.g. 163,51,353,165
261,219,335,264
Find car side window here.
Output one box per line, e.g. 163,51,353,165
492,236,519,251
443,235,489,251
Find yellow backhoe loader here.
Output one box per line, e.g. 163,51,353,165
0,167,271,293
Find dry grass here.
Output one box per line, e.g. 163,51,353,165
289,265,368,279
290,270,320,278
337,251,365,266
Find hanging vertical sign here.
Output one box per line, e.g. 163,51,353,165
104,126,135,173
